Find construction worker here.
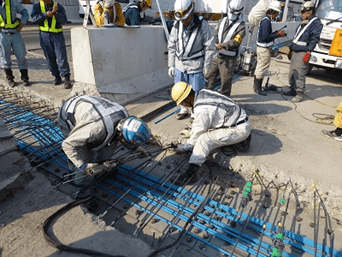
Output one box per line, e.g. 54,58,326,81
282,1,322,103
254,1,285,96
321,102,342,141
93,0,125,27
206,0,245,96
0,0,30,87
171,82,251,185
168,0,215,120
122,0,151,26
31,0,72,89
57,95,151,188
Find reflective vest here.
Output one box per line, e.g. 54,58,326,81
218,17,243,57
257,16,274,47
122,2,138,15
194,89,241,127
292,17,319,46
0,0,20,29
58,96,129,151
175,16,205,60
39,1,63,33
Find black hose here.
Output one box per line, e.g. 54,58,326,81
42,192,126,257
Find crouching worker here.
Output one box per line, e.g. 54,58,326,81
94,0,125,27
57,95,151,194
171,82,251,185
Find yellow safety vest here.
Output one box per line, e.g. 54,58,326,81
0,0,20,28
39,1,63,33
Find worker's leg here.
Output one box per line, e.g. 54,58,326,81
11,31,28,70
219,56,236,96
290,52,308,93
39,31,60,77
51,32,70,77
254,46,271,80
174,68,190,118
188,71,206,99
206,55,220,90
0,33,13,69
189,123,251,166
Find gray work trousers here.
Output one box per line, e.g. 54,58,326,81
206,54,237,96
288,51,309,93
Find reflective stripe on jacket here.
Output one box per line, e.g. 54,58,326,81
58,96,129,151
39,1,62,33
194,89,241,128
257,16,277,47
217,17,244,57
0,0,19,28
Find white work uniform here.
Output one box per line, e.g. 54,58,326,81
187,89,251,165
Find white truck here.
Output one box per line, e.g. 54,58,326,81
309,0,342,72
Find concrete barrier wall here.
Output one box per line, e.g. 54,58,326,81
71,26,173,104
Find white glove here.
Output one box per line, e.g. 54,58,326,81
203,68,209,77
168,67,175,78
176,144,193,153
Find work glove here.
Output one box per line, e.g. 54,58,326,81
276,30,285,37
287,50,292,60
175,144,193,154
203,68,209,78
216,43,223,50
168,67,175,77
302,52,311,63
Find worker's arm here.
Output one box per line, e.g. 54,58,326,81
307,19,323,52
54,4,68,25
114,2,125,26
259,18,278,43
201,20,216,71
31,3,47,23
16,1,29,25
168,23,177,68
224,21,246,50
187,107,214,146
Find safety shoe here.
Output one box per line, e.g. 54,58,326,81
64,74,73,89
290,92,303,103
321,130,342,141
176,113,189,120
7,78,16,88
20,69,30,86
282,88,296,96
234,134,252,152
54,76,62,86
5,69,16,87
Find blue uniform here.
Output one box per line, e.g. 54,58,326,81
31,1,70,78
0,0,29,70
123,2,141,25
257,16,278,47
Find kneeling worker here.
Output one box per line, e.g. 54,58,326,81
122,0,152,26
57,95,151,188
171,82,251,184
94,0,125,27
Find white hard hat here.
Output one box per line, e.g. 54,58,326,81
228,0,244,15
268,1,281,12
301,1,315,11
174,0,194,20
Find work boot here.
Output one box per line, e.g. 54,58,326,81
4,69,15,87
64,74,72,89
171,164,200,186
233,134,252,152
290,92,303,103
282,87,296,96
54,75,62,86
20,69,30,86
253,77,267,96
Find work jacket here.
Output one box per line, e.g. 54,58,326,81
168,14,215,74
214,16,245,57
257,15,278,47
188,89,248,146
57,96,128,167
290,16,322,52
31,1,67,33
0,0,28,33
123,2,140,25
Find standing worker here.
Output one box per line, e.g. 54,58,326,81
206,0,246,96
283,1,322,103
168,0,215,120
171,82,251,185
122,0,152,26
254,0,285,96
0,0,30,87
57,95,151,190
31,0,72,89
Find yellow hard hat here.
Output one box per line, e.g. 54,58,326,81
171,81,192,105
143,0,152,8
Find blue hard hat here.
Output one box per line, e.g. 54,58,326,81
122,116,151,146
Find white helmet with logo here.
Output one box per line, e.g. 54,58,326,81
174,0,194,20
300,1,315,12
227,0,244,15
268,0,282,12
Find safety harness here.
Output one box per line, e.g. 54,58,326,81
0,0,19,29
218,17,243,57
58,96,128,151
39,1,62,33
292,17,319,46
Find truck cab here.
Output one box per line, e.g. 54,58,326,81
309,0,342,71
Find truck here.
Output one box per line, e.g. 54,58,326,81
309,0,342,73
